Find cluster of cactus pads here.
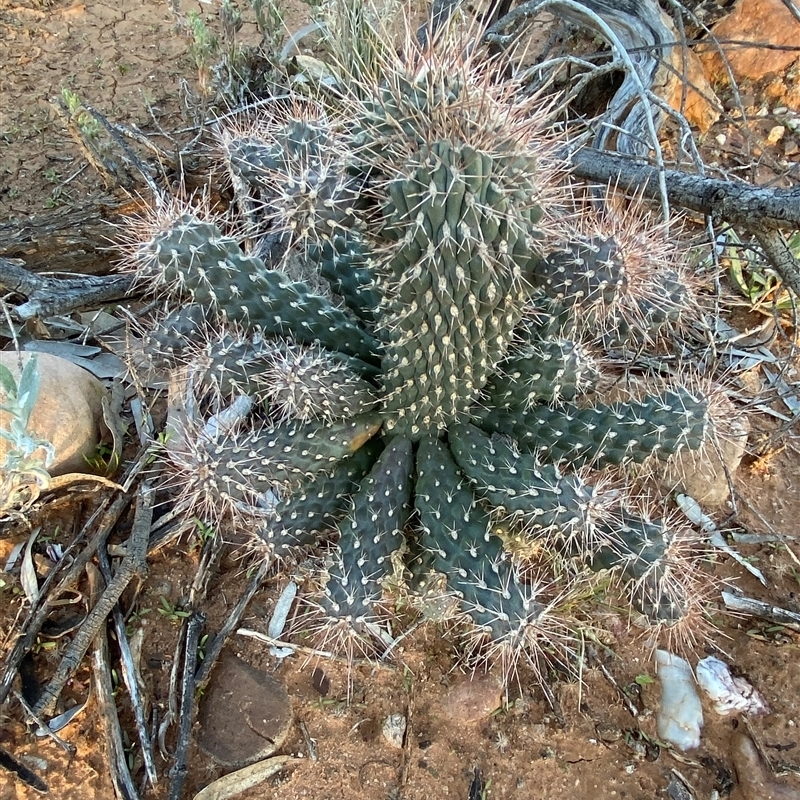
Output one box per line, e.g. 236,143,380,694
127,23,726,681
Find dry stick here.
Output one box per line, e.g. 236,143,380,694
157,623,187,761
11,688,76,755
0,745,49,794
0,449,149,708
167,610,206,800
194,557,272,690
722,591,800,632
97,542,160,789
0,257,135,320
87,563,140,800
32,483,154,718
567,147,800,294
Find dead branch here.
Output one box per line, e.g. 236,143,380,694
97,545,159,789
0,256,135,319
0,449,149,709
567,147,800,294
194,556,272,690
87,562,141,800
0,195,146,277
167,610,206,800
31,483,153,718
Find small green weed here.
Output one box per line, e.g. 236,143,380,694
157,596,191,625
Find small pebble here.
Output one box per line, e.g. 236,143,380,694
382,714,406,749
716,133,727,146
767,125,786,144
595,722,622,744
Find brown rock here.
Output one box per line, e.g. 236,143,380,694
0,351,106,476
698,0,800,82
197,653,293,768
439,675,503,725
664,47,722,132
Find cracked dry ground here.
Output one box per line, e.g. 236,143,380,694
2,1,800,799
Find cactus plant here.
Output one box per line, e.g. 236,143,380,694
125,14,740,687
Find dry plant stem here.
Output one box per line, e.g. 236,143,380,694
0,745,48,794
157,623,186,761
52,99,160,198
0,449,149,708
87,562,140,800
167,610,206,800
722,591,800,632
97,545,159,790
235,628,397,670
590,650,639,718
32,483,154,718
188,532,221,607
0,256,135,320
10,688,75,755
298,719,318,762
194,557,272,690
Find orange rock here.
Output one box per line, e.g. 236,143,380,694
697,0,800,82
664,46,722,133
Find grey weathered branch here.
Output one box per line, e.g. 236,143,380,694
567,147,800,294
88,562,141,800
0,196,140,276
569,148,800,230
0,256,135,319
32,483,153,717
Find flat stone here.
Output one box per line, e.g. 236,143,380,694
698,0,800,82
0,351,106,476
197,653,293,768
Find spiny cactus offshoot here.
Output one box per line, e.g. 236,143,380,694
124,17,741,687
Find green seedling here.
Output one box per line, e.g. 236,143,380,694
157,596,192,624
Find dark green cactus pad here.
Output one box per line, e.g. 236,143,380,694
197,413,383,503
482,337,599,409
477,387,708,467
307,233,381,325
448,422,595,534
138,213,379,361
379,139,541,439
531,236,626,306
255,341,377,422
256,438,382,555
223,122,361,242
414,436,544,638
591,510,688,624
324,437,414,618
